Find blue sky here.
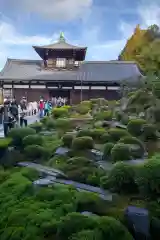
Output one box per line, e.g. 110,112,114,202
0,0,160,70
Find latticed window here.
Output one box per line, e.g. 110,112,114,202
56,58,66,68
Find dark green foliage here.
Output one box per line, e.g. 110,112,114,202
135,154,160,198
62,134,74,148
76,192,108,215
55,118,72,132
8,127,36,148
103,143,114,159
24,145,51,161
127,119,147,136
72,137,94,151
52,107,69,118
101,162,137,194
0,138,12,158
45,119,55,130
111,143,132,162
23,134,43,147
76,104,90,115
30,122,43,133
56,212,97,239
89,129,106,142
20,168,39,181
100,133,110,143
142,123,157,140
70,229,103,240
119,136,145,158
108,128,130,142
94,111,112,121
77,129,92,137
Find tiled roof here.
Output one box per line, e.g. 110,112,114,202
0,58,142,83
33,41,87,50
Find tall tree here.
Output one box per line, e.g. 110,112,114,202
119,24,160,75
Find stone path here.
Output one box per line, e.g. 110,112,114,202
18,162,112,201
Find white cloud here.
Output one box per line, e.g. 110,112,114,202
11,0,93,21
138,3,160,27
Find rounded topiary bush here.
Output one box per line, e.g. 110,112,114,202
72,136,94,151
8,127,36,148
135,154,160,198
108,128,130,142
76,129,92,138
142,123,157,140
76,104,90,115
30,122,43,133
100,133,110,143
111,143,131,162
45,119,55,130
52,107,69,118
127,119,147,136
55,118,71,132
62,134,74,148
119,136,145,158
24,145,51,161
103,142,114,160
94,111,112,121
23,134,43,147
101,162,137,194
90,128,106,142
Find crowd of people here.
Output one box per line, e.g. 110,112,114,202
0,96,68,137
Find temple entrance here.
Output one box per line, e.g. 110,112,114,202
49,89,70,104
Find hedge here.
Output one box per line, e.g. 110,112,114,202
111,143,132,162
8,127,36,148
101,162,137,194
62,134,74,148
103,142,114,160
127,119,147,136
108,128,130,142
119,136,145,158
72,137,94,151
23,134,43,147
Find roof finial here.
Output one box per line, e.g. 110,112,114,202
59,32,65,42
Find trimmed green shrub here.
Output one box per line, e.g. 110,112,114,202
111,143,132,162
94,111,112,121
76,104,90,115
52,107,69,118
0,138,12,158
135,154,160,198
45,119,55,130
8,127,36,148
142,123,157,140
108,128,130,142
24,145,51,161
62,134,74,148
96,216,133,240
77,129,92,138
121,114,129,125
30,122,43,133
72,137,94,151
70,229,103,240
119,136,145,158
127,119,147,136
55,118,71,132
100,133,110,143
23,134,43,147
101,162,137,194
90,129,106,142
103,142,114,160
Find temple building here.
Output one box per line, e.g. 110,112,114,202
0,32,142,103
